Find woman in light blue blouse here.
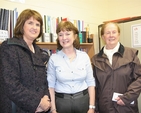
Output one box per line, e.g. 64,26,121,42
47,21,95,113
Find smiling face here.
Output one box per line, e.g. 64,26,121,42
23,17,40,43
58,30,77,49
102,23,120,49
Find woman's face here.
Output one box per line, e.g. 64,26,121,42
58,30,76,49
23,17,40,42
102,23,120,49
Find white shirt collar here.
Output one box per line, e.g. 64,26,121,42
104,42,120,55
103,42,120,65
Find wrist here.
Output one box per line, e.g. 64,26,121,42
50,108,56,112
89,105,95,109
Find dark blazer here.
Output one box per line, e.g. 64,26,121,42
0,37,50,113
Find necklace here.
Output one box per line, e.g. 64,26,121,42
68,54,76,60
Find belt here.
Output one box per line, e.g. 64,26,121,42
55,89,88,99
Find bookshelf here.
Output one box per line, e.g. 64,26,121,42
36,42,95,60
0,8,95,60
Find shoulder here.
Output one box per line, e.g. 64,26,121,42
76,49,88,56
76,50,91,62
91,51,100,60
1,37,24,49
1,39,8,46
1,39,12,51
118,46,139,63
0,40,19,60
124,47,138,56
49,51,62,60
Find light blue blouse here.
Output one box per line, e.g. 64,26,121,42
47,49,95,94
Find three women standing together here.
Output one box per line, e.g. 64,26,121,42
0,8,141,113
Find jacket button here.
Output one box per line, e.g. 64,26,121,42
33,66,36,70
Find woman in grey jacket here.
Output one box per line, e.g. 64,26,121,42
0,9,51,113
92,22,141,113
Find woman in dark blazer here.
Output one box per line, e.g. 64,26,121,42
0,9,51,113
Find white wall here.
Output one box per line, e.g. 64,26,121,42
106,0,141,21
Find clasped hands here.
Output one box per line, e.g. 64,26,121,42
35,95,51,113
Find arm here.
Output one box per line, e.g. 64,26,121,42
47,55,57,113
120,50,141,105
49,88,57,113
92,58,99,113
85,54,95,113
35,95,51,113
88,86,95,113
88,86,95,105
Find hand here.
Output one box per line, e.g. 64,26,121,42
50,108,58,113
115,96,125,106
36,95,51,112
87,108,95,113
51,110,58,113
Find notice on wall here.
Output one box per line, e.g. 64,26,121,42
131,24,141,47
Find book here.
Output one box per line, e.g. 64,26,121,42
73,20,78,28
51,17,57,42
43,15,47,33
10,10,14,37
52,33,57,42
42,33,51,42
2,9,9,30
13,8,18,29
47,16,51,33
77,20,81,32
0,8,4,30
79,32,83,43
81,31,86,43
62,17,68,21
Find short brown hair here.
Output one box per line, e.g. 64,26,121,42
101,22,120,36
14,9,43,42
56,21,80,50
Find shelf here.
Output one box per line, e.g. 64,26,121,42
0,41,94,59
36,42,94,60
36,42,93,45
